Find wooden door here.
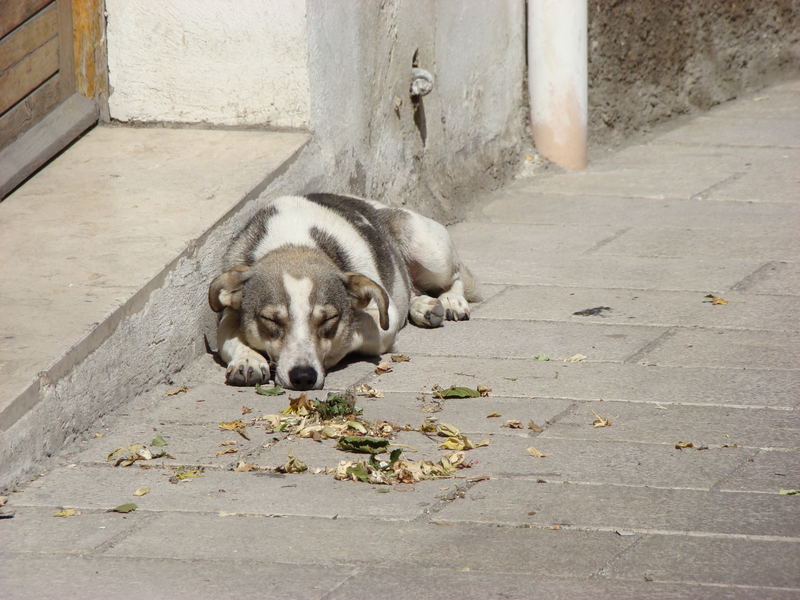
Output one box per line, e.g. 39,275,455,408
0,0,103,199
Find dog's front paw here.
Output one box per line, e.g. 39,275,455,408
226,356,271,386
409,295,445,328
438,292,470,321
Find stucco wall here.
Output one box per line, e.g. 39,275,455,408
588,0,800,144
105,0,311,128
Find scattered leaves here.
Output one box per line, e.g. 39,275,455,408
533,353,550,361
277,453,308,474
591,409,612,428
564,354,587,363
109,503,137,513
166,385,189,396
216,447,238,456
439,434,489,451
527,446,548,458
528,420,544,433
53,508,79,518
241,406,253,415
375,361,393,374
233,460,261,472
107,444,168,467
313,393,359,419
169,466,204,483
355,383,384,398
337,435,390,454
779,489,800,495
218,420,250,440
255,384,285,396
573,306,612,317
486,412,502,418
675,441,694,449
151,435,168,447
704,294,728,305
432,385,481,399
503,420,523,429
133,487,150,497
391,354,411,362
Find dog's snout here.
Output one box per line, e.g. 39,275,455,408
288,365,318,390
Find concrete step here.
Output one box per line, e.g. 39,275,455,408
0,125,309,488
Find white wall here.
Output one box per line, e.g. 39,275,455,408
105,0,311,128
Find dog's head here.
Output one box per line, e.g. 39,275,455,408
209,252,389,390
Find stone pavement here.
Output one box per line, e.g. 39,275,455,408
2,81,799,599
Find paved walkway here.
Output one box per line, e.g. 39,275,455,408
2,81,799,599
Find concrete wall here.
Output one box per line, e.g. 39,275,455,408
588,0,800,144
104,0,527,220
105,0,311,128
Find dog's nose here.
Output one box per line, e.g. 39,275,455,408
288,365,318,390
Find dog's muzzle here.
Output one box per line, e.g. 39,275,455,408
288,365,320,390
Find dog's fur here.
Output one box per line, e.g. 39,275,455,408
209,193,479,390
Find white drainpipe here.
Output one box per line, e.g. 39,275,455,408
528,0,588,170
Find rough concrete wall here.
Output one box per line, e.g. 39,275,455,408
588,1,800,143
302,0,526,222
105,0,311,128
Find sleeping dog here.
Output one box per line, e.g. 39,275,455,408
208,193,479,390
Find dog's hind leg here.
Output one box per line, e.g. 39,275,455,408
392,209,480,326
217,308,271,386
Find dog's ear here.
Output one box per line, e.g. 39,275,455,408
343,273,390,330
208,265,252,312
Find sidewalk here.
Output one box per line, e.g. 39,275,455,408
2,81,799,599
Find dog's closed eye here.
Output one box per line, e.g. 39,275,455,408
259,313,284,337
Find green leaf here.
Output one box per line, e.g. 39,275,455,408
337,435,390,454
346,463,371,482
151,435,168,447
313,393,360,419
255,384,285,396
389,448,403,465
779,489,800,495
435,386,481,399
109,503,137,513
534,353,551,361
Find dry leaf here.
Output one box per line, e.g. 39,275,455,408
133,487,150,497
486,412,502,418
528,420,544,433
675,441,694,449
218,420,250,440
166,385,189,396
219,440,237,447
477,384,492,397
375,361,393,374
355,383,384,398
109,503,137,513
391,354,411,362
53,508,79,517
564,353,587,363
591,409,612,428
277,453,308,474
280,393,314,416
527,446,549,458
549,524,561,530
0,496,7,508
233,460,260,472
503,420,523,429
241,406,253,415
216,447,238,456
704,294,728,305
169,466,204,483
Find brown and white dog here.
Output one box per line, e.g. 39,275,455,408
208,193,479,390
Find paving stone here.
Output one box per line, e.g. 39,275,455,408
703,149,800,203
717,449,800,493
734,261,800,295
330,567,800,600
480,191,800,227
654,117,800,149
540,400,799,449
444,436,752,489
473,285,800,332
11,464,450,520
608,535,800,588
592,224,798,261
370,356,800,409
457,249,763,290
639,328,800,369
0,505,145,554
0,554,346,600
434,480,800,537
104,512,634,576
704,90,800,121
396,319,664,361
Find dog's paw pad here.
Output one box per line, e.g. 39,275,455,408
439,292,470,321
410,296,445,328
226,358,270,386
